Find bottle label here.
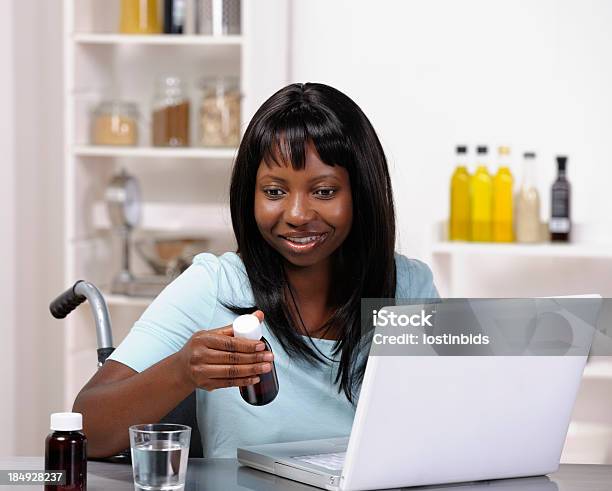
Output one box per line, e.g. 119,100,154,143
549,217,570,233
552,188,569,216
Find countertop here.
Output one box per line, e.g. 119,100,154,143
2,457,611,490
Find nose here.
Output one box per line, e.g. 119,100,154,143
284,192,316,226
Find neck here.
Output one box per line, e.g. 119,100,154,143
283,256,333,307
283,255,339,338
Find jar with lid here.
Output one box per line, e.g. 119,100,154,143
198,77,241,148
91,100,139,146
152,77,190,147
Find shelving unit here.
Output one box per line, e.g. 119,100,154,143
432,241,612,259
73,33,243,46
429,221,612,297
62,0,289,409
104,293,154,308
73,145,237,159
92,202,233,234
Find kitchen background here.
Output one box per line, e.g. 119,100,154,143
1,0,611,462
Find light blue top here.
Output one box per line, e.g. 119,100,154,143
107,251,439,458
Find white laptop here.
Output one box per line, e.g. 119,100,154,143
238,296,601,491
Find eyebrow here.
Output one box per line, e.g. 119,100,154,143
258,173,340,183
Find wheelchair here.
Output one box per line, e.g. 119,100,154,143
50,280,203,463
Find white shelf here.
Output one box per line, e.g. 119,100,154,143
93,202,233,234
431,241,612,259
73,33,243,46
583,358,612,380
104,293,154,308
73,145,237,160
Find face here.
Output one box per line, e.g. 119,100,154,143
254,142,353,269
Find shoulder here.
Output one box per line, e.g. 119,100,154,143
191,251,243,275
394,252,439,299
191,251,252,304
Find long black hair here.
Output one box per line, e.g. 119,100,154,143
221,83,396,404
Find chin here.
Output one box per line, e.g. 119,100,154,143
281,253,322,268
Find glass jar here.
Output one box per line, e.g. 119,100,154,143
120,0,162,34
152,77,190,147
198,77,241,148
91,100,139,146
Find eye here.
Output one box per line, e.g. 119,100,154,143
263,187,285,199
314,188,337,199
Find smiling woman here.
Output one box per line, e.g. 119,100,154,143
223,82,437,402
89,82,439,459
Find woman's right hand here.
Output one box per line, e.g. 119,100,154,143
176,310,274,392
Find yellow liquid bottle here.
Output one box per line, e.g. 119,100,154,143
120,0,161,34
470,147,492,241
450,162,470,240
492,166,514,242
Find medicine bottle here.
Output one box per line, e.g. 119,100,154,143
45,412,87,491
233,314,279,406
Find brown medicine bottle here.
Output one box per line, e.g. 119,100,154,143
233,314,279,406
45,412,87,491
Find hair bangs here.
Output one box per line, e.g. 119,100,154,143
257,103,352,171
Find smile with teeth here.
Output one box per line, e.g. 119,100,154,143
280,233,329,249
285,235,323,244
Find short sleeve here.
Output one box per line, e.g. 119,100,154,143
106,253,220,373
394,253,440,300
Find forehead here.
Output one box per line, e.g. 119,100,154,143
257,144,347,181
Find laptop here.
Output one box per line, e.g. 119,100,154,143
238,296,601,491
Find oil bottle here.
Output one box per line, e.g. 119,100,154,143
515,152,542,243
449,145,470,241
470,146,493,242
550,156,571,242
492,146,514,242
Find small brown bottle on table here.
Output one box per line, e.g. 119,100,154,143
45,412,87,491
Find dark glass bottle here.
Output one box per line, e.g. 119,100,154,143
45,413,87,491
233,314,279,406
164,0,186,34
550,156,571,242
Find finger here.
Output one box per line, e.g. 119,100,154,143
204,362,272,379
204,333,265,353
207,325,234,336
208,376,261,389
203,347,274,365
252,310,265,323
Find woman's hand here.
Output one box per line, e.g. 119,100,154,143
176,310,274,391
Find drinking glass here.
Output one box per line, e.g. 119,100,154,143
129,423,191,490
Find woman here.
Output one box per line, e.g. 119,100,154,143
74,83,439,458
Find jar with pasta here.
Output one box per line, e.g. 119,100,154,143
198,77,241,147
152,77,190,147
91,100,139,146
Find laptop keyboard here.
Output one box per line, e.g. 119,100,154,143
292,451,346,471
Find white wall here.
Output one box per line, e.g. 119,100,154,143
289,0,612,464
0,0,17,458
289,0,612,262
7,0,65,456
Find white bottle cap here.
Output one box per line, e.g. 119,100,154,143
50,412,82,431
232,314,262,341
